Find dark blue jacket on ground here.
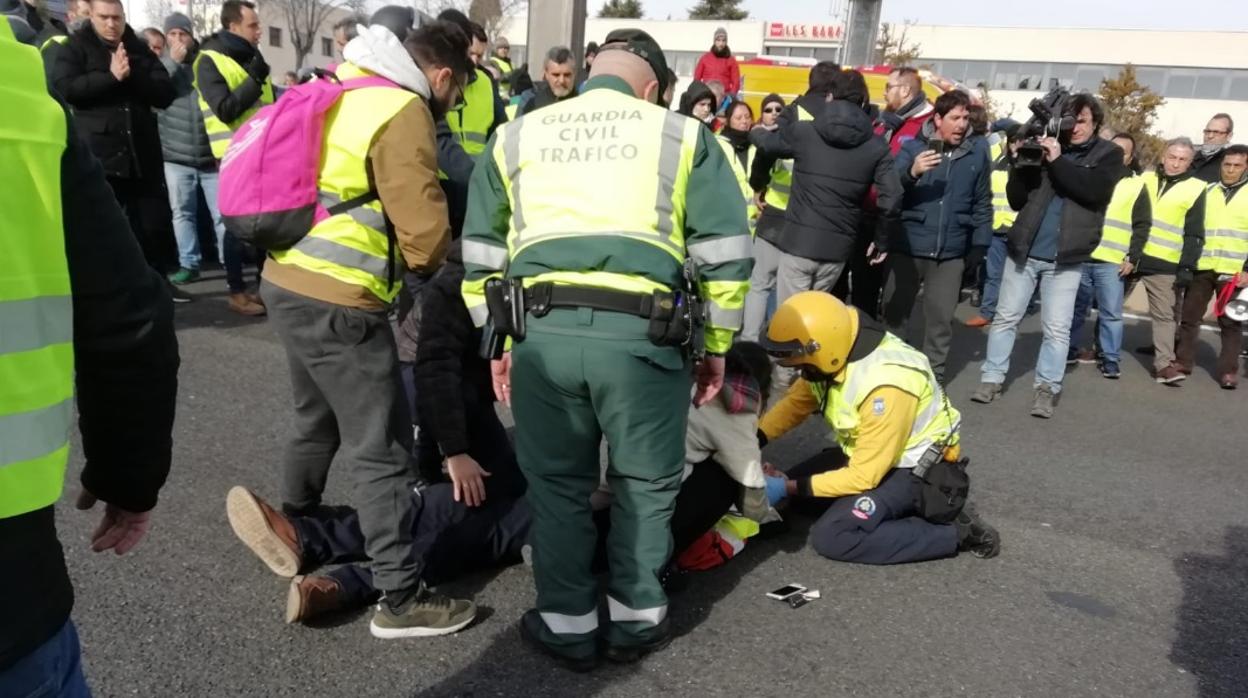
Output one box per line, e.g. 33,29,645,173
893,124,992,260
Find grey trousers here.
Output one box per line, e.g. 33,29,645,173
776,252,846,307
882,254,966,382
1128,274,1179,372
261,280,421,595
741,236,783,342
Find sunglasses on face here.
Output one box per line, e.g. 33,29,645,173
763,107,782,114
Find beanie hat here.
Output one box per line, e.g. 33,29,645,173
714,27,727,40
761,93,785,112
163,12,193,35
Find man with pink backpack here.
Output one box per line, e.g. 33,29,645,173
221,17,476,639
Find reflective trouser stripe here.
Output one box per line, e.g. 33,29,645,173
687,235,752,266
607,596,667,626
540,610,599,635
462,238,509,269
707,299,744,328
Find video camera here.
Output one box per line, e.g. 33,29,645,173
1015,87,1075,168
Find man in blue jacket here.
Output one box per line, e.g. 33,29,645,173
883,90,991,384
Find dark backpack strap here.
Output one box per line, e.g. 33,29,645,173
325,190,378,215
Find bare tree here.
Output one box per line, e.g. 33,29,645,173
144,0,217,36
273,0,349,69
875,20,922,66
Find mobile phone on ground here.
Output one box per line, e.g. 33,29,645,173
766,584,807,601
929,138,946,155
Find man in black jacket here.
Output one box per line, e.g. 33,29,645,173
194,0,271,147
157,12,264,316
517,45,578,116
51,0,182,293
972,94,1126,418
751,66,902,307
1191,113,1234,183
1,13,178,690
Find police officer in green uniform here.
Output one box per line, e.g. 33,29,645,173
461,29,752,670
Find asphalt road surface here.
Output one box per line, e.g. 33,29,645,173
58,273,1248,697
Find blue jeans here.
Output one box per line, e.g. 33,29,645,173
0,621,90,697
977,235,1010,320
981,257,1083,392
164,162,246,292
1069,261,1126,364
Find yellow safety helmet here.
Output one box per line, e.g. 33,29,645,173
763,291,859,376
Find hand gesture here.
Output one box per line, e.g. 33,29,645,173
692,354,726,407
446,453,491,507
1040,137,1061,163
170,35,189,63
76,489,151,555
910,150,942,177
491,353,512,406
110,45,130,81
1119,260,1135,278
866,242,888,266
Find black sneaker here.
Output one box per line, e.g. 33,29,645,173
168,281,193,304
955,509,1001,559
518,610,598,673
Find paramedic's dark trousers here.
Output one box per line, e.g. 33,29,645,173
262,280,422,596
787,450,958,564
293,480,532,607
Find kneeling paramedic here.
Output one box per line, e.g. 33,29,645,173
760,292,1001,564
461,29,752,670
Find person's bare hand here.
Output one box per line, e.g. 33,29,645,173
1235,271,1248,288
753,191,767,212
692,354,726,407
76,489,151,555
762,462,786,478
1119,260,1135,278
110,45,130,81
491,353,512,406
170,36,189,63
866,242,888,266
910,150,942,177
1040,137,1061,163
445,454,491,507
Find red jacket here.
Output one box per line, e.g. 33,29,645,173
693,52,740,96
866,103,935,210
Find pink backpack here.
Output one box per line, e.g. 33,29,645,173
218,71,399,250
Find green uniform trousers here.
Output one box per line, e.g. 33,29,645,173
511,306,691,659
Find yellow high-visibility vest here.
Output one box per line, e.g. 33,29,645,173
1142,175,1206,264
489,55,512,97
447,67,496,156
193,49,274,159
990,167,1015,232
717,136,757,223
1198,182,1248,274
761,104,813,211
1091,174,1145,265
810,334,960,469
0,20,75,518
267,63,417,304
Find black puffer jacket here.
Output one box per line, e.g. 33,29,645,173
157,44,215,170
751,95,902,262
1005,136,1125,265
50,24,174,183
414,241,495,459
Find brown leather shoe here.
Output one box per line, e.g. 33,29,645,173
964,315,991,328
1221,374,1239,390
1154,365,1185,385
226,486,302,577
286,575,346,624
228,293,266,317
245,290,265,306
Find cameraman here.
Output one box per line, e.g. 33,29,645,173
971,93,1126,418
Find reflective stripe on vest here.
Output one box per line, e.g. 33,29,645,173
193,50,275,159
1092,175,1145,264
447,68,496,156
716,136,757,222
268,63,416,303
1199,182,1248,274
1143,175,1205,264
810,334,960,469
990,168,1015,231
40,34,68,51
0,23,75,519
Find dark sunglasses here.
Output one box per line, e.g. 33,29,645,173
763,107,782,114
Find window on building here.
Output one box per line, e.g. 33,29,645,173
1193,71,1226,99
1134,67,1167,95
1073,64,1109,92
963,60,991,89
1047,63,1075,90
813,47,840,62
1015,63,1044,90
666,50,701,77
269,27,281,48
321,36,333,57
1166,71,1196,99
993,62,1019,90
1230,73,1248,100
940,60,966,83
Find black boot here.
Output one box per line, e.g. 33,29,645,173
955,508,1001,559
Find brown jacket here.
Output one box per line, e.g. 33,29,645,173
263,95,450,310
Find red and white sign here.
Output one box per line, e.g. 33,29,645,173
767,22,845,42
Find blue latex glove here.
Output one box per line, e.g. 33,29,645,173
764,475,788,506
